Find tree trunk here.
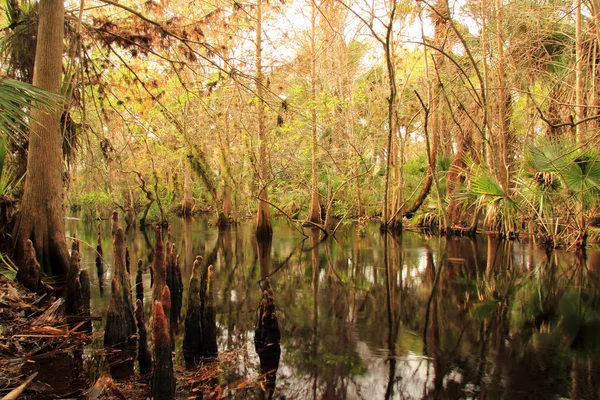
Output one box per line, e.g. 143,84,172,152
575,0,586,244
495,0,511,193
575,0,584,147
13,0,69,276
255,0,272,238
380,1,399,231
307,2,322,225
182,161,193,218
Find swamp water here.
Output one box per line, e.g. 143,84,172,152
64,217,600,399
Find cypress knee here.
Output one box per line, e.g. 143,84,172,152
152,225,166,303
104,227,135,348
161,285,171,330
151,301,175,400
125,247,130,275
202,265,218,358
134,299,151,375
16,239,40,292
66,237,82,315
183,256,203,364
254,278,281,395
135,260,144,304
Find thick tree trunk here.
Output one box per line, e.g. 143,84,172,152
13,0,69,276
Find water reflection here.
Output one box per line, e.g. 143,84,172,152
65,217,600,399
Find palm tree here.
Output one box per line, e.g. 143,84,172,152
520,141,600,247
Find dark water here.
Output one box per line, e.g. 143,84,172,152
65,217,600,399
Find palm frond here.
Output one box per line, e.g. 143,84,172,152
0,135,6,177
0,79,63,139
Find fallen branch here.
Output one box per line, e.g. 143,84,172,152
1,372,38,400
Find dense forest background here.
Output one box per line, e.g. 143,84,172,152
2,0,600,273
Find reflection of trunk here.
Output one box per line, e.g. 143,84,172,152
96,224,104,296
184,217,193,274
310,229,320,399
254,278,281,399
384,233,402,399
257,236,272,280
422,246,444,397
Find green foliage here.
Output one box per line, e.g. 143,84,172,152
69,190,112,220
470,299,501,321
0,79,62,139
0,135,21,197
0,251,18,280
518,141,600,246
460,157,518,235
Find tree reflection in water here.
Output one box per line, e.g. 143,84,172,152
66,218,600,399
254,236,281,399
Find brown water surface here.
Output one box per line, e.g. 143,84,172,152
65,217,600,399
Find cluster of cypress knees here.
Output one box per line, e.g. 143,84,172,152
78,211,282,399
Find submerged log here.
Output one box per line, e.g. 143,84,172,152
134,299,151,375
151,301,175,400
16,239,40,292
152,225,166,303
135,260,144,304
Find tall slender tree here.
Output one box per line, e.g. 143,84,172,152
255,0,273,238
307,0,322,225
13,0,70,276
